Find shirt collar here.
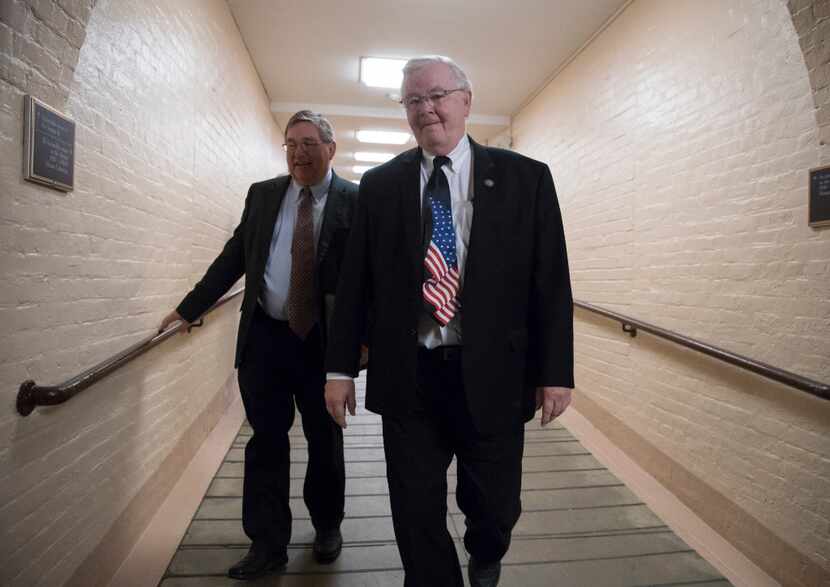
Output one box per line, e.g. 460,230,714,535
291,168,332,202
421,134,470,174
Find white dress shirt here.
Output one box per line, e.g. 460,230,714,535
260,169,332,320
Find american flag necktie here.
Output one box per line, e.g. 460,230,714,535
422,156,460,326
286,187,316,339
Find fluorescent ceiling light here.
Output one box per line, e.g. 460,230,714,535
352,165,373,175
355,151,394,163
356,129,410,145
360,57,407,89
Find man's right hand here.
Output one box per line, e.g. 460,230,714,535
158,310,185,333
325,379,356,429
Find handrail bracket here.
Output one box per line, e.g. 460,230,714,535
187,319,204,333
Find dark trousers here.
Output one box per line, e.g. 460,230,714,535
382,347,525,587
237,306,345,553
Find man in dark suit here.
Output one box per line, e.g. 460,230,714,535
159,111,357,580
324,57,574,587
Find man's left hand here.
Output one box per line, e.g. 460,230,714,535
535,386,572,427
325,379,356,428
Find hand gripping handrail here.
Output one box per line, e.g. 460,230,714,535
16,289,245,416
574,300,829,401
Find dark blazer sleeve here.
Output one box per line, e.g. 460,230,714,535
325,184,371,376
176,187,253,323
529,165,574,388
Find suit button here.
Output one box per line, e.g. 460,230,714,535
410,328,417,336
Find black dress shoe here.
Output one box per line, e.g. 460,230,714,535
227,545,288,580
312,527,343,563
468,557,501,587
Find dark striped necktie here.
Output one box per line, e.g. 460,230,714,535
422,156,460,326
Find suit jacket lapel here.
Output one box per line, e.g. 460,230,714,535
465,138,499,297
255,175,289,276
317,170,344,266
399,148,423,276
470,137,496,196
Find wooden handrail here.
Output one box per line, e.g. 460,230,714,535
16,289,245,416
574,300,829,401
17,291,826,415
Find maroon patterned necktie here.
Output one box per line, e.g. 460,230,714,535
286,187,316,339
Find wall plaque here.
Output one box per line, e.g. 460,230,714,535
23,95,75,192
809,164,830,228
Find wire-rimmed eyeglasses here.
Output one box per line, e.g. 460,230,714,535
282,140,326,152
400,88,466,110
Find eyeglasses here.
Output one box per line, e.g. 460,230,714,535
283,140,326,152
400,88,466,110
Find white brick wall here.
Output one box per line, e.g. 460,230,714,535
0,0,286,585
788,0,830,145
511,0,830,579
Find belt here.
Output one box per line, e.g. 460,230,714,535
255,303,288,325
418,345,462,362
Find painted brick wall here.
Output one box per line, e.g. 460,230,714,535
0,0,285,585
788,0,830,145
510,0,830,579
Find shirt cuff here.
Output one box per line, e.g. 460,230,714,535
326,372,353,381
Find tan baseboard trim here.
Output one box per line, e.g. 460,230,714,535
65,373,240,587
560,405,778,587
562,395,828,587
108,385,244,587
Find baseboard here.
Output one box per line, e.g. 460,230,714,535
107,384,244,587
561,394,827,587
65,373,242,587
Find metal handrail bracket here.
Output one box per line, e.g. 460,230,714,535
16,289,244,416
574,300,829,401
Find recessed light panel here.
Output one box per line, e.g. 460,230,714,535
355,151,394,163
355,130,411,145
352,165,373,175
360,57,407,89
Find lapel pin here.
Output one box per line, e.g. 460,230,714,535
484,178,495,188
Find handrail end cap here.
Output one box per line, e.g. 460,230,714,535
17,380,36,417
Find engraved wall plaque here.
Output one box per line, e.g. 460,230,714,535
809,165,830,228
23,95,75,192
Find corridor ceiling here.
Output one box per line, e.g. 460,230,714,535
228,0,629,183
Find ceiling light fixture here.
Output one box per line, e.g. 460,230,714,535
354,151,394,163
355,130,411,145
360,57,407,89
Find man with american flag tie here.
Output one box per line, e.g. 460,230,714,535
325,56,574,587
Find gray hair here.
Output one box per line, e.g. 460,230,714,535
401,55,473,95
285,110,335,143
